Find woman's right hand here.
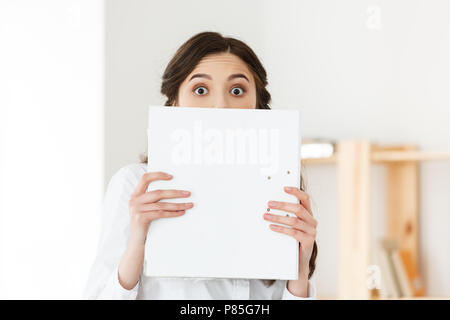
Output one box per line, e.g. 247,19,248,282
127,171,193,247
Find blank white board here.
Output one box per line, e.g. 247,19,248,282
144,106,301,280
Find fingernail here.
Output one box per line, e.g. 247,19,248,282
182,190,190,195
166,173,173,178
268,201,278,207
284,186,294,192
186,202,194,208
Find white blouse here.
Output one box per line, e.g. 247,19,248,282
83,163,316,300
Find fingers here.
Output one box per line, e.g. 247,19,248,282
268,223,309,242
283,186,312,215
267,200,317,227
263,213,316,236
140,201,194,212
139,189,191,204
131,171,173,197
152,210,187,219
138,210,187,223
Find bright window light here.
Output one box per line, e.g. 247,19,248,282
0,0,104,299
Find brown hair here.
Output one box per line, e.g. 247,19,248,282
140,31,317,287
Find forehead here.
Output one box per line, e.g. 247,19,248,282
189,53,253,79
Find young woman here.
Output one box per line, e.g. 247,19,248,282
84,32,318,300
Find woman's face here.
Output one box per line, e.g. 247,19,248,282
175,53,257,109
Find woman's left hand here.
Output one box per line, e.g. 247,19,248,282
264,186,317,277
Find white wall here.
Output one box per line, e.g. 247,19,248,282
0,0,104,298
104,0,450,297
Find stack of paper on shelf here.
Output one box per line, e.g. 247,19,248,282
376,238,425,299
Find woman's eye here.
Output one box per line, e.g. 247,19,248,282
194,86,208,95
231,87,244,96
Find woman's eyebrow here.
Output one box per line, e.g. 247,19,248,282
189,73,212,81
188,73,249,83
227,73,249,83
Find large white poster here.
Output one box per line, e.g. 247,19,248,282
144,106,301,280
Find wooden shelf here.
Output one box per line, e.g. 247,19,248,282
301,151,450,165
372,151,450,163
301,155,338,165
300,141,450,299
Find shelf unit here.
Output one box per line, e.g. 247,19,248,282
301,140,450,300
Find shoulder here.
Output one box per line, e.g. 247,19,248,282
116,162,147,179
109,162,147,190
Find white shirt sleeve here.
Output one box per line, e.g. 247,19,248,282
83,165,140,300
281,277,317,300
